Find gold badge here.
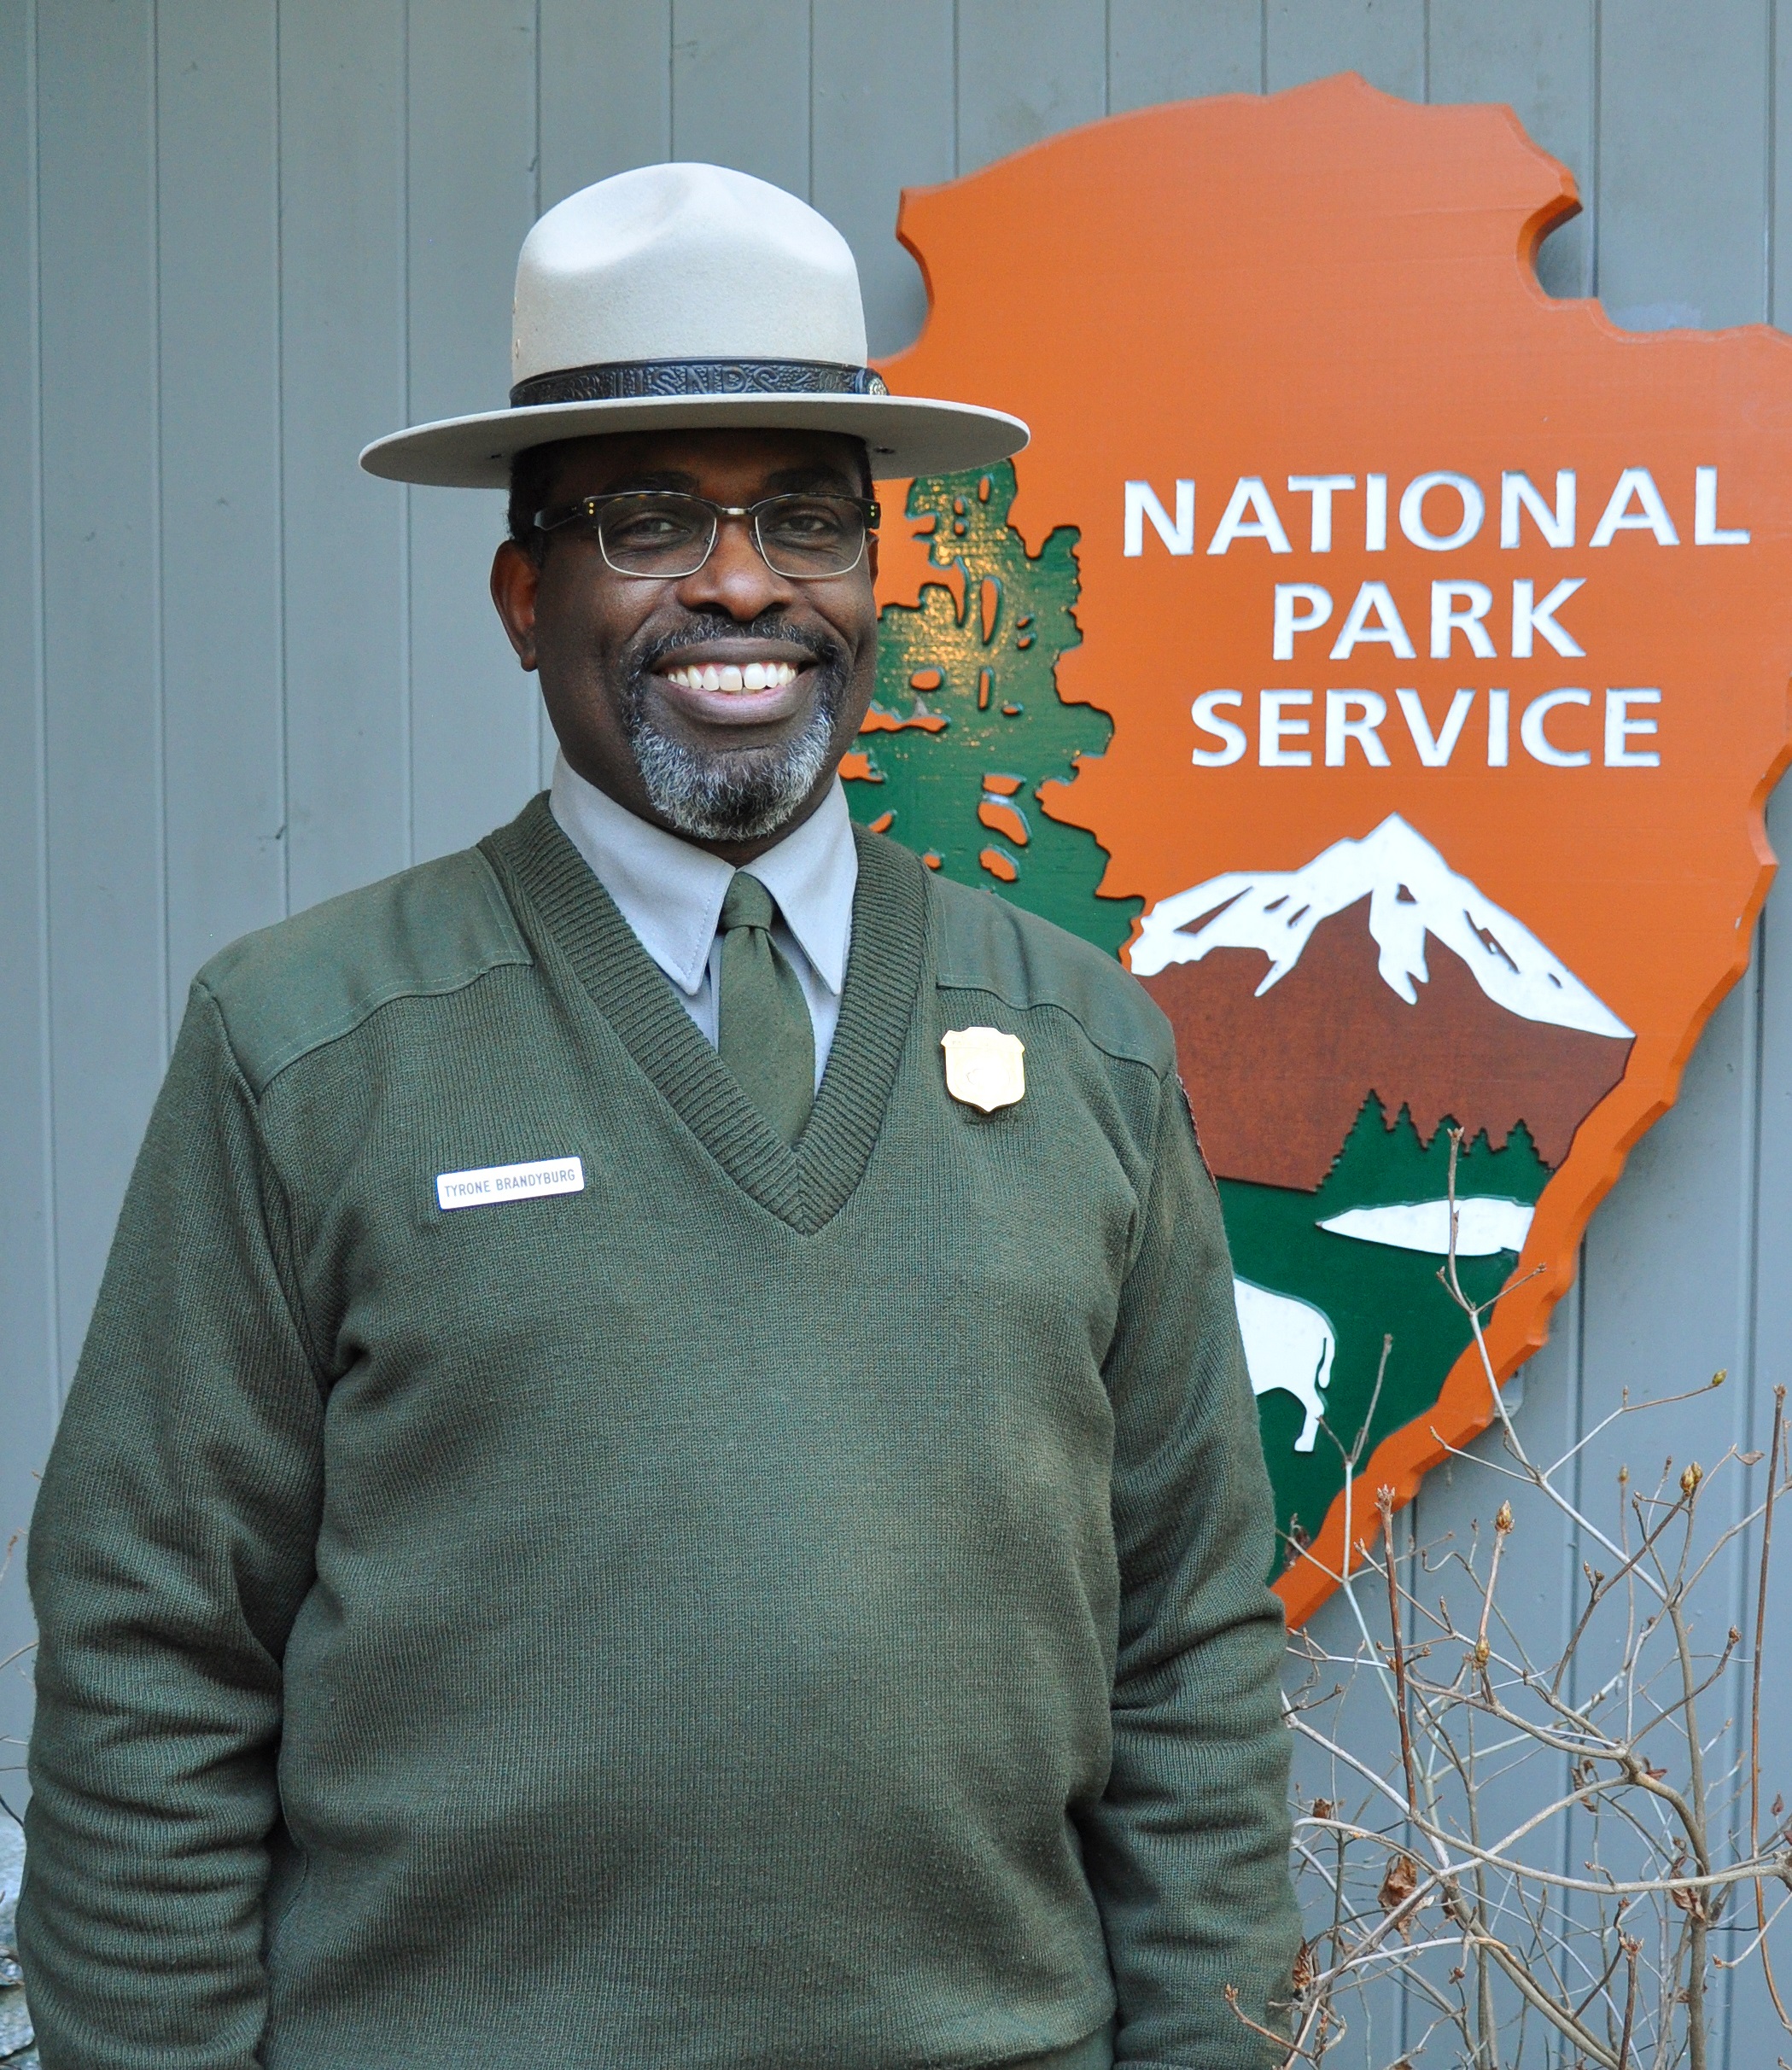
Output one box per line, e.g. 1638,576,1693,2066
941,1027,1026,1112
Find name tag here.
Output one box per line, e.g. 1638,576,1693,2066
435,1156,585,1211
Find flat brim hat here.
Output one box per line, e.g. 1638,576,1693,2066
359,162,1028,488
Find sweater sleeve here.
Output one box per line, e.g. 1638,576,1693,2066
20,983,326,2070
1081,1073,1302,2070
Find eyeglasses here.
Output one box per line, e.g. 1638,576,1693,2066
533,490,880,580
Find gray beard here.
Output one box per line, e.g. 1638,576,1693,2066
627,695,840,843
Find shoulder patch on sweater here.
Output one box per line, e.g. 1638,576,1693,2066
197,848,532,1095
927,872,1173,1073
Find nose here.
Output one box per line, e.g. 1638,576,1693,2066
674,510,796,621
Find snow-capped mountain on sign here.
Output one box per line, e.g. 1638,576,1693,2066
1131,815,1631,1038
1131,817,1633,1192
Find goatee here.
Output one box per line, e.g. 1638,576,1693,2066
624,617,850,843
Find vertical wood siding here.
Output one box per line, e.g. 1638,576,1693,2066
3,6,1789,2055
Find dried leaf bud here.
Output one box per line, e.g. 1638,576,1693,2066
1495,1501,1515,1534
1681,1461,1703,1498
1378,1851,1421,1913
1474,1637,1491,1668
1311,1798,1334,1821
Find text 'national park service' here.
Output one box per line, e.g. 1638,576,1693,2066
1122,465,1748,773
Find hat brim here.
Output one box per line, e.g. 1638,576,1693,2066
359,392,1029,489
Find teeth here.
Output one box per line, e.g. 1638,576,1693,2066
665,661,799,692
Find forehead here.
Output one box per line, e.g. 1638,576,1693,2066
541,427,867,501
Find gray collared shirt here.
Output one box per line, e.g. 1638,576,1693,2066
549,753,857,1089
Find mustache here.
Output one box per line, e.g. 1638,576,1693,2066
630,611,847,678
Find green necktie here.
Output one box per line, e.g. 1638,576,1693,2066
716,872,815,1146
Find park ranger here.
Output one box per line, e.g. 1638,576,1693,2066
20,163,1299,2070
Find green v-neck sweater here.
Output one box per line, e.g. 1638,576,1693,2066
21,797,1298,2070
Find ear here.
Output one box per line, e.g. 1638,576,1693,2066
490,539,542,671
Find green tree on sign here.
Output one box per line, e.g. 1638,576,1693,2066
848,463,1141,956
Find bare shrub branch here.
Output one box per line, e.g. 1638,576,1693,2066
1258,1128,1792,2067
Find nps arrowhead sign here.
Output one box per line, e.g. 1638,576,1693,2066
852,74,1792,1624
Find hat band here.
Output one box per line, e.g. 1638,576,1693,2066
510,358,890,409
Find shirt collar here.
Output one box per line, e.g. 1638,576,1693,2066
548,754,857,999
739,777,856,994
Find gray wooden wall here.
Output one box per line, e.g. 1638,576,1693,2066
4,3,1790,2059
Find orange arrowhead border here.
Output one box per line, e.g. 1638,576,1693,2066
872,75,1792,1624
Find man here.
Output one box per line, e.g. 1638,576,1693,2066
20,163,1299,2069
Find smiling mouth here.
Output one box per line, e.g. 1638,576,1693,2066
662,660,803,695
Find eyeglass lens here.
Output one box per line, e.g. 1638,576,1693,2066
596,493,867,579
